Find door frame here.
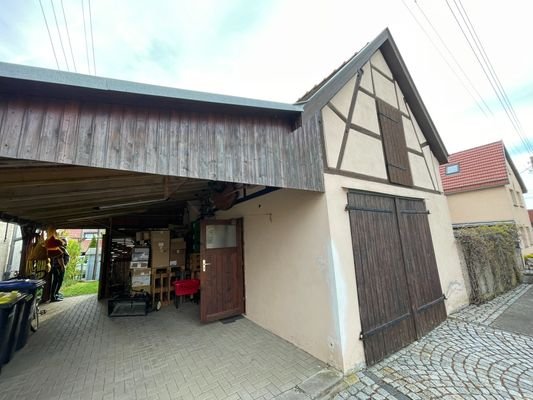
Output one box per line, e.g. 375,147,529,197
200,218,245,322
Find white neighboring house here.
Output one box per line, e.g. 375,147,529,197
0,222,22,279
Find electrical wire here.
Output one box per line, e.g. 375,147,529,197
412,0,492,116
60,0,77,72
81,0,91,74
402,0,490,117
455,0,527,138
38,0,60,69
50,0,70,71
445,0,533,155
88,0,96,75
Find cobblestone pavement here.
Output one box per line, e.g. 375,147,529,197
451,284,531,326
335,285,533,400
0,295,326,400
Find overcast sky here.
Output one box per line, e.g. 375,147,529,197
1,0,533,204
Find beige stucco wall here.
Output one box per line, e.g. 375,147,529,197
316,48,469,371
505,161,533,254
446,186,514,224
446,161,532,254
320,51,438,192
216,189,343,368
322,173,469,371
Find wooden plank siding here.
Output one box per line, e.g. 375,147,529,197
347,191,417,365
347,191,446,366
0,94,324,191
396,198,447,337
376,99,413,187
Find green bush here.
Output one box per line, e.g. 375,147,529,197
58,236,82,284
455,224,521,304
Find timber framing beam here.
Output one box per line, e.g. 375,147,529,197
0,157,212,225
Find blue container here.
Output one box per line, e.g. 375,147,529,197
0,280,45,350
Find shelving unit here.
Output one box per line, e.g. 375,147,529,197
151,267,172,306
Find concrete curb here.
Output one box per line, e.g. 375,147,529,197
276,368,353,400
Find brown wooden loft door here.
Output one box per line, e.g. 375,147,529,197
347,191,446,366
376,99,413,187
200,219,244,323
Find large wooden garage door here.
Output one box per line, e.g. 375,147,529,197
347,191,446,365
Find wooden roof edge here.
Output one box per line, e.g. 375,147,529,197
299,28,449,164
504,146,528,194
0,61,303,117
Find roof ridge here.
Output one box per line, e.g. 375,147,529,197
295,50,361,104
447,140,504,157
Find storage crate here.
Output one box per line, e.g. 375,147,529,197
174,279,200,296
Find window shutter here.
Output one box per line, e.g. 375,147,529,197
376,99,413,187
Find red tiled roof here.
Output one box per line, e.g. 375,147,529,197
439,141,509,194
80,239,92,253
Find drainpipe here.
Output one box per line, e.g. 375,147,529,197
93,229,100,280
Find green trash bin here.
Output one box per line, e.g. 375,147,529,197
0,292,28,369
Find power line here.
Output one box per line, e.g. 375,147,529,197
412,0,493,117
50,0,70,71
60,0,77,72
81,0,91,74
455,0,527,138
88,0,96,75
402,0,490,118
38,0,60,69
445,0,533,155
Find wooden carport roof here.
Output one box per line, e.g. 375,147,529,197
0,157,210,228
0,61,325,227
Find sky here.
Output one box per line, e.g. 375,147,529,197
1,0,533,204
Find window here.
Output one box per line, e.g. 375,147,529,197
445,163,460,175
522,227,529,248
516,191,523,207
510,189,517,205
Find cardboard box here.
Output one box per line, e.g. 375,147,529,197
132,247,150,262
131,285,150,294
169,254,186,267
171,238,186,250
131,267,151,287
151,230,170,269
135,231,151,242
130,261,149,269
170,238,187,267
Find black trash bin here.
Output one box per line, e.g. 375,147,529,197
0,292,27,368
0,279,45,350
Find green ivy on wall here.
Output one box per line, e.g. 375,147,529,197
455,224,521,304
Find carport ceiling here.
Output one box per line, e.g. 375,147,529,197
0,157,211,228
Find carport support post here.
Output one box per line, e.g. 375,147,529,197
98,226,111,300
19,224,37,276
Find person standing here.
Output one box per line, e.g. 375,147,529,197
45,228,67,302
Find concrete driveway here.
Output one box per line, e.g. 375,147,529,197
0,295,326,400
335,284,533,400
